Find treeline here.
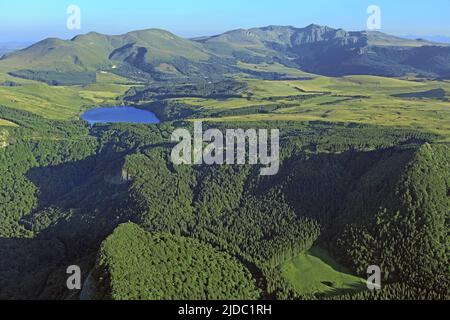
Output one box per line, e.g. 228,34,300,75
112,57,237,83
124,79,247,102
8,70,96,86
0,105,91,138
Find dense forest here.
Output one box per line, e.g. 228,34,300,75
123,80,247,101
0,18,449,302
91,223,260,300
0,103,447,300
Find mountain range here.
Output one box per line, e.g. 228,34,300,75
2,24,450,83
403,35,450,44
0,42,33,55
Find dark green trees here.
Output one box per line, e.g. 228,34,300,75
334,144,450,296
93,223,260,300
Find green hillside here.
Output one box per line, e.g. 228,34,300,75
2,24,450,84
281,247,365,296
0,24,448,301
0,71,133,120
0,108,447,300
92,223,260,300
131,76,450,141
0,37,111,71
200,24,450,78
0,29,217,84
332,143,450,293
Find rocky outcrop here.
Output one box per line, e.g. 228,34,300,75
104,168,132,185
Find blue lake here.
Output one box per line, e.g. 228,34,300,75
81,107,160,125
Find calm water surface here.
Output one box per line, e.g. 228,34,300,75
81,107,160,125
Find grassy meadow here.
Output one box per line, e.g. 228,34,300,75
0,119,18,127
0,57,448,299
1,61,448,141
0,66,133,120
281,247,366,296
186,76,450,141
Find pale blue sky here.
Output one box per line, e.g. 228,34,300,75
1,0,450,42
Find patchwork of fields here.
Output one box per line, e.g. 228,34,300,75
2,62,449,141
181,76,450,141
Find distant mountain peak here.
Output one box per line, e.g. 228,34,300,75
1,24,450,81
304,23,332,30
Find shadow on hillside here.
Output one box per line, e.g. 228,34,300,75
255,147,416,227
318,282,367,299
2,141,420,300
0,237,66,299
23,147,136,244
0,149,137,299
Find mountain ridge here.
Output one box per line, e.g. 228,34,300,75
2,24,450,82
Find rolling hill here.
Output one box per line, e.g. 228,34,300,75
0,29,224,83
2,24,450,84
200,25,450,77
89,223,260,300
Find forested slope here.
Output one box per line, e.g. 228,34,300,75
91,223,260,300
332,143,450,294
0,108,448,300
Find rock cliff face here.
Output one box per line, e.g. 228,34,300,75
105,168,131,185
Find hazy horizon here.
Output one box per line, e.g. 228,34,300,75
1,0,450,43
2,24,450,48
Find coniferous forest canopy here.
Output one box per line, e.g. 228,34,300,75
0,11,449,301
